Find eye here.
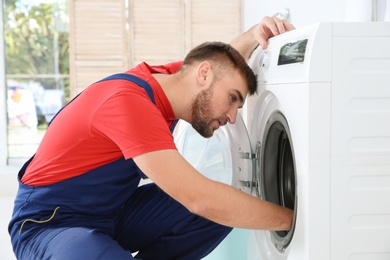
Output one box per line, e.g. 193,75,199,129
230,95,237,103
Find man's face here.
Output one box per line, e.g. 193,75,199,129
191,70,247,138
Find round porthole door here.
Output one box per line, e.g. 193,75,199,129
174,113,253,193
250,90,297,258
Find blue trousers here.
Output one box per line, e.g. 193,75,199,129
9,157,232,259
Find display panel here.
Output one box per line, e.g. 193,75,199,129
278,39,308,65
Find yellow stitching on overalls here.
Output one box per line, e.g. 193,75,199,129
19,206,60,234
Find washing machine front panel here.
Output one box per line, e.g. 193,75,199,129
248,22,390,260
330,23,390,260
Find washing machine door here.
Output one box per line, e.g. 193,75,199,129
249,90,297,259
174,114,253,193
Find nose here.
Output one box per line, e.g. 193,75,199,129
226,108,238,124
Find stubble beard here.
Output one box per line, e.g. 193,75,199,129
191,86,216,138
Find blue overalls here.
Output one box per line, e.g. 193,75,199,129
8,74,232,260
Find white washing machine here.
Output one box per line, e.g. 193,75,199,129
175,22,390,260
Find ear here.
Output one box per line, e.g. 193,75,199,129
196,61,212,87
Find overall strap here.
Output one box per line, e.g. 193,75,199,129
97,73,155,104
97,73,178,133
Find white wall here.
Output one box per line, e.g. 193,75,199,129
242,0,389,30
243,0,347,30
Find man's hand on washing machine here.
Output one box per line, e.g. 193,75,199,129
254,16,295,50
231,16,295,60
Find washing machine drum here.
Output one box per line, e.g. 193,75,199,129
259,111,296,251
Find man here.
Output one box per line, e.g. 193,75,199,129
9,16,295,259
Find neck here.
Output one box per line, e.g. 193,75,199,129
153,73,194,123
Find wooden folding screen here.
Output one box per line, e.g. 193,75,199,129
69,0,241,96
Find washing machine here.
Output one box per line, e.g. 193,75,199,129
174,22,390,260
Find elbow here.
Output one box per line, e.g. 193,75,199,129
185,196,214,219
186,199,207,217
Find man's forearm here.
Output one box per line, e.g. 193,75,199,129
230,25,259,61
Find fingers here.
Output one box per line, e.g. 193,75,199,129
282,18,296,31
256,16,295,49
265,16,295,36
266,16,284,36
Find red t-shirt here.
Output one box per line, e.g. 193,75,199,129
22,61,182,186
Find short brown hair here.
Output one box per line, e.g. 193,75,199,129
181,41,257,95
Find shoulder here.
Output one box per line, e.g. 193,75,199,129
127,61,183,76
159,61,183,73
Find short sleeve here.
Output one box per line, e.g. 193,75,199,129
91,86,177,159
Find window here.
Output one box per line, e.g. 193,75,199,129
3,0,69,163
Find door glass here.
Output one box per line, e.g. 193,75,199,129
174,120,233,185
4,0,69,162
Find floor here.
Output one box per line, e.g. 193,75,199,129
0,165,19,260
